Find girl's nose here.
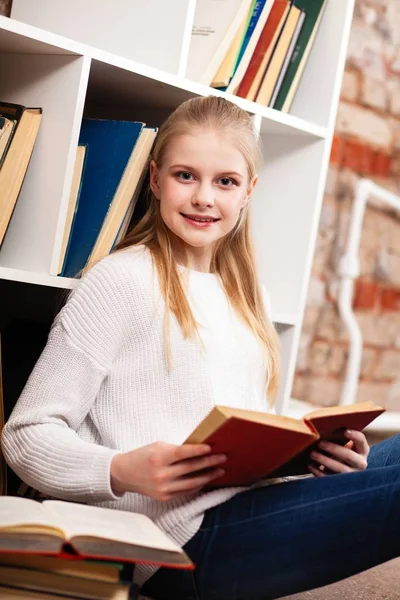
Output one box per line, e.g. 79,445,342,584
192,184,215,208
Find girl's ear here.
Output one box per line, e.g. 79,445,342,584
149,160,161,199
241,175,258,208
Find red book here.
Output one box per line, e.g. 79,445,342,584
236,0,290,101
185,402,385,487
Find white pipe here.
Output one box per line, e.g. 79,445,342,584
338,178,400,406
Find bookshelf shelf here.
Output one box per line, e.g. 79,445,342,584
0,0,356,415
0,267,76,290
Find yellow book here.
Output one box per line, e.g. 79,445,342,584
0,565,129,600
256,4,301,106
57,144,87,275
211,4,251,88
0,104,42,247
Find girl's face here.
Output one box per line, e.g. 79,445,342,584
150,128,255,269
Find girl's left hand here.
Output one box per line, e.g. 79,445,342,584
308,429,370,477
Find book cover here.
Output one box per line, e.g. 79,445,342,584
87,127,157,266
234,0,267,71
273,0,327,112
61,119,144,278
185,402,385,487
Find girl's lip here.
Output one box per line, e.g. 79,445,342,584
182,213,219,221
181,214,219,227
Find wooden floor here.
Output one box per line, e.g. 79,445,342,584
281,558,400,600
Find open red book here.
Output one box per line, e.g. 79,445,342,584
0,497,193,570
185,401,385,486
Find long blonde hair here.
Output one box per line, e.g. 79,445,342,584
115,96,280,403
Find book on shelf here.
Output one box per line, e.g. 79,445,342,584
187,0,253,86
61,119,154,278
268,7,306,107
185,401,385,486
225,0,275,94
0,116,17,168
86,126,157,266
234,0,291,101
273,0,328,112
0,496,193,570
58,144,88,275
255,2,303,105
189,0,327,114
210,1,252,89
0,102,42,248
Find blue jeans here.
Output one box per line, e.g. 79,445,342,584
141,434,400,600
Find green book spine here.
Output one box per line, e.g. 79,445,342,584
233,0,257,73
273,0,326,111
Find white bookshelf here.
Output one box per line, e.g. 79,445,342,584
0,0,355,415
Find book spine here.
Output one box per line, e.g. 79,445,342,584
273,0,327,111
236,0,290,100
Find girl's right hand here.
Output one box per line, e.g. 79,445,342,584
110,442,226,501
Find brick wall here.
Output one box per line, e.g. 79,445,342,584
0,0,11,16
294,0,400,410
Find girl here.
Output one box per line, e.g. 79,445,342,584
2,96,400,600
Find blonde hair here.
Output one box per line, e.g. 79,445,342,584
114,96,280,403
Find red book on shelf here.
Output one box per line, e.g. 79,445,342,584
236,0,291,102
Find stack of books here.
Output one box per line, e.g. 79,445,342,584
187,0,327,112
59,119,157,278
0,102,42,249
0,496,193,599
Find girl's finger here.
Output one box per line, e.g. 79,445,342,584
167,467,225,494
170,453,227,478
344,429,370,457
310,449,353,474
308,463,326,478
168,443,212,464
316,440,367,470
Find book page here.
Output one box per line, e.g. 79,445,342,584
305,401,384,420
45,501,183,553
0,497,65,536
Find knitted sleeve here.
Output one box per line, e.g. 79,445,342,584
1,253,141,502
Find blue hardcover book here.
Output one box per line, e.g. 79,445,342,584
233,0,267,73
61,119,144,277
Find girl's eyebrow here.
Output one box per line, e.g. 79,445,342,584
170,164,244,179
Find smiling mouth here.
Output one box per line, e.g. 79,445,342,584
180,213,220,223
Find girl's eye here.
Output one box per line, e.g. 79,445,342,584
218,177,237,188
176,171,194,181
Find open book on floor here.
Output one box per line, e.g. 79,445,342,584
0,497,193,570
185,401,385,486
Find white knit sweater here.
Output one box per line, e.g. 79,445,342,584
1,245,274,585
